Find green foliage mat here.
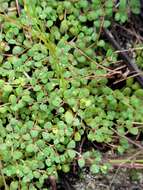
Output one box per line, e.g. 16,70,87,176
0,0,143,189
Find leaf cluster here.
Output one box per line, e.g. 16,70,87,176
0,0,142,189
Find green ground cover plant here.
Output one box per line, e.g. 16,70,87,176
0,0,143,189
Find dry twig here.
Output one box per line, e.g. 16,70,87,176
103,29,143,87
15,0,21,16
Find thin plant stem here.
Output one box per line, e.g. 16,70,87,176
109,150,142,188
0,161,8,190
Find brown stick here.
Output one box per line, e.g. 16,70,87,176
103,28,143,87
109,163,143,169
49,176,57,190
15,0,21,16
111,127,143,150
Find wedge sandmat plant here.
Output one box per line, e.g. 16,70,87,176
0,0,143,189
